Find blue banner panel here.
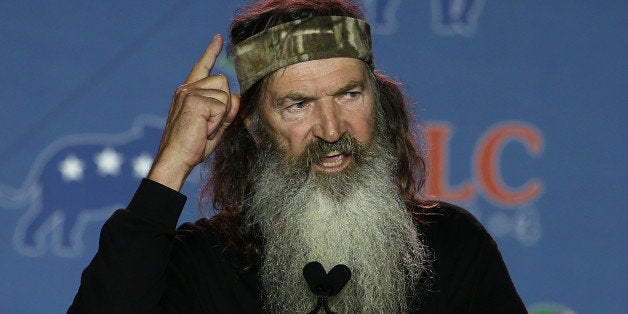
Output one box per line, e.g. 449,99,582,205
1,1,625,313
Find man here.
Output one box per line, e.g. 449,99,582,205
69,0,526,313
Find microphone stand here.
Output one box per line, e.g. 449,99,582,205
307,296,335,314
308,297,336,314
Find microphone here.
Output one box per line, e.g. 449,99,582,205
303,261,351,314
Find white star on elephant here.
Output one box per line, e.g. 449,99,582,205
94,147,123,176
132,153,153,178
59,155,85,182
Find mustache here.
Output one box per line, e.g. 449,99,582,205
254,128,372,181
302,133,360,161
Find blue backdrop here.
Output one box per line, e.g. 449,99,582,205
1,1,625,313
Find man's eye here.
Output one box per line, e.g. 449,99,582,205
338,90,362,104
287,101,307,111
280,101,311,120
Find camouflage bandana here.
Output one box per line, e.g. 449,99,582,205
233,15,374,93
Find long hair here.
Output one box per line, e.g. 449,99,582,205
200,0,429,261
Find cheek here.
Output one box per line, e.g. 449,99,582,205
261,117,313,155
258,109,311,156
353,119,375,143
282,122,315,154
347,106,376,144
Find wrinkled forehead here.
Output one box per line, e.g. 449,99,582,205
264,57,373,99
233,15,374,94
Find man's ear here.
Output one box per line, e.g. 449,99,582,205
243,114,261,144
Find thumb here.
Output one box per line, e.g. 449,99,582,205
225,93,241,124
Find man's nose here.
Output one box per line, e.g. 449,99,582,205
312,98,346,143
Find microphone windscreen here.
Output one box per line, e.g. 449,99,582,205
327,264,352,296
303,261,326,293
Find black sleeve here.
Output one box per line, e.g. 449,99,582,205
418,203,527,314
159,221,263,313
68,179,187,314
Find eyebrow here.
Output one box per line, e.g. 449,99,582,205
334,80,364,95
273,80,365,107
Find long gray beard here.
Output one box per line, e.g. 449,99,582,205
246,135,429,313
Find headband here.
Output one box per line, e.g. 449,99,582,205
233,15,374,93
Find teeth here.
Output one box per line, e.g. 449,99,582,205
322,159,343,167
320,152,344,167
316,151,346,168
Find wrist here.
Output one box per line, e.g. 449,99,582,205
147,157,193,192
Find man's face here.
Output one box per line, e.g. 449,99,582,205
246,59,427,312
254,57,375,173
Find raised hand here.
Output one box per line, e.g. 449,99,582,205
148,34,240,191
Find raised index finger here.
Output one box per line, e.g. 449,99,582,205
184,34,224,84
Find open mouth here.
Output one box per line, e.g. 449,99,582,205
312,150,351,172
